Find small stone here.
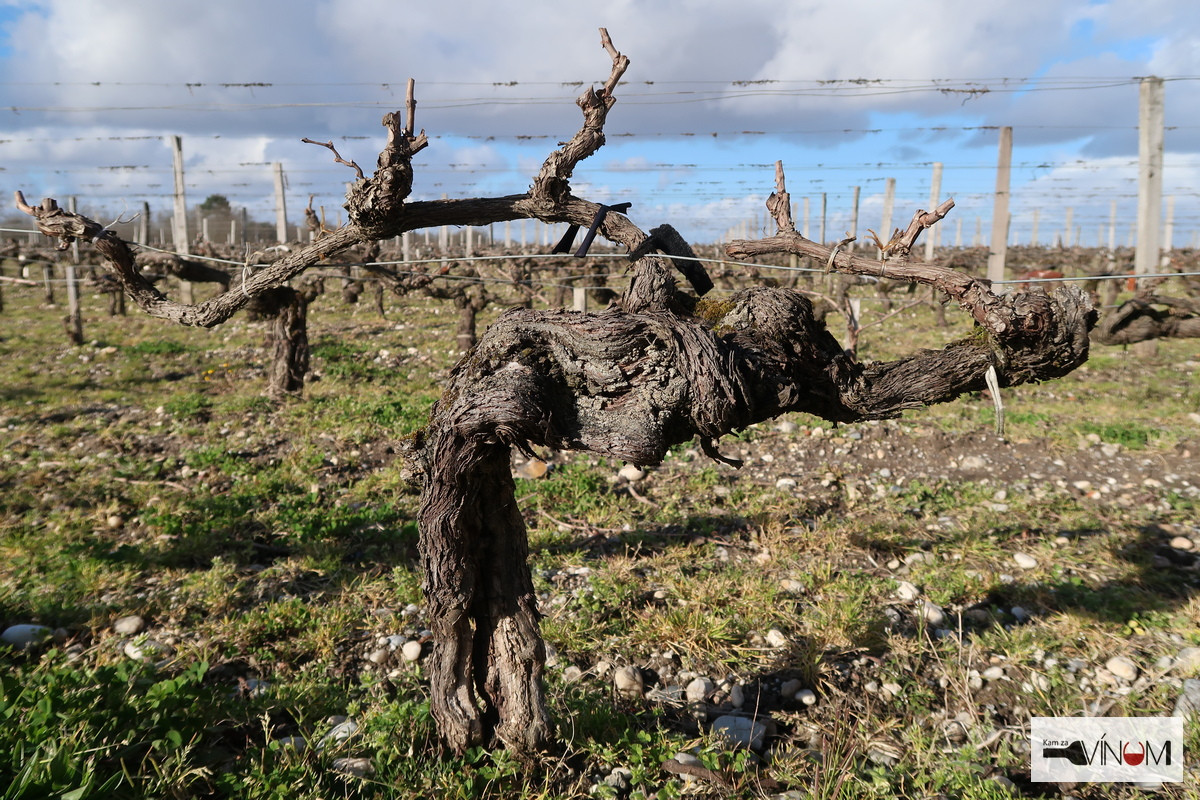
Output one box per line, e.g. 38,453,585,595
905,551,934,567
106,515,124,529
1029,673,1052,691
674,751,703,768
775,420,798,434
686,677,714,703
401,640,423,662
775,477,797,491
1172,678,1200,720
1105,656,1139,682
563,665,583,683
921,600,947,627
780,579,805,594
273,736,307,751
319,719,359,749
367,648,389,665
959,455,986,471
881,682,902,699
112,615,145,636
124,639,174,663
331,757,374,778
603,767,633,791
796,689,817,706
1012,552,1039,570
1173,647,1200,674
894,581,920,601
1,624,52,650
618,464,646,482
711,715,768,750
730,684,746,708
780,678,804,698
614,665,644,697
1010,606,1031,622
765,629,788,648
982,666,1006,681
1170,536,1194,551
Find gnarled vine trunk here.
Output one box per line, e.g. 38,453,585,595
408,248,1094,753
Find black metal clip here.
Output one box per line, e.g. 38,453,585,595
550,202,633,257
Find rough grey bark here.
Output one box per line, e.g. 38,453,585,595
248,286,311,398
1092,295,1200,345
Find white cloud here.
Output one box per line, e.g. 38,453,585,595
1,0,1197,243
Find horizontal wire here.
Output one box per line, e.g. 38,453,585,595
5,231,1199,288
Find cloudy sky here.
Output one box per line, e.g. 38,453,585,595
1,0,1197,246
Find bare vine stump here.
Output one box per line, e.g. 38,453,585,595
1093,295,1200,345
250,286,311,398
410,253,1094,756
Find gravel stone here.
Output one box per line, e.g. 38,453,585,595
1,624,52,650
618,464,646,482
113,615,145,635
614,665,644,697
1105,656,1139,682
400,640,423,662
921,600,947,627
123,638,174,663
796,689,817,705
894,581,920,601
331,757,374,778
686,677,714,703
1172,679,1200,720
1170,536,1194,550
780,678,803,698
1012,552,1039,570
1173,647,1200,674
765,629,788,648
712,715,768,750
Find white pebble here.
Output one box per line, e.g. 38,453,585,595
618,464,646,482
1173,647,1200,674
921,600,947,627
614,665,644,697
1,624,52,650
775,477,797,490
1012,552,1039,570
124,639,174,662
765,629,788,648
1170,536,1194,551
894,581,920,601
982,666,1006,681
686,677,714,703
401,640,423,662
1106,656,1139,682
113,615,145,636
796,689,817,705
